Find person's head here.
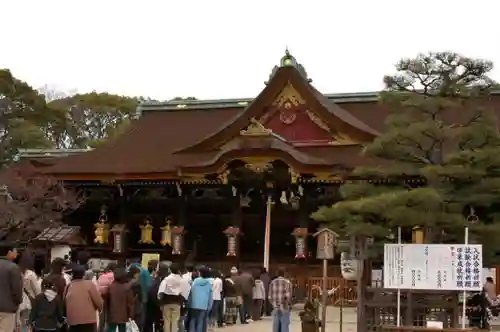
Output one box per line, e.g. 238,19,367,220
157,263,170,280
170,263,180,275
304,299,315,312
114,268,129,283
51,258,66,274
277,267,286,278
486,277,494,283
105,262,117,273
128,265,141,280
41,277,56,291
199,267,210,279
18,251,34,274
230,266,238,276
5,245,18,261
147,260,158,274
185,264,194,273
71,264,86,280
76,251,91,267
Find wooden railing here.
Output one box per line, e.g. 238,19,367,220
291,277,358,306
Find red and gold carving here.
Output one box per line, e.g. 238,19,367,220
259,83,332,145
257,82,359,146
224,227,240,257
292,227,308,259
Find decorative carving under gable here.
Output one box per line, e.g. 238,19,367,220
328,133,357,145
273,82,305,109
305,110,330,132
306,110,359,145
240,118,273,136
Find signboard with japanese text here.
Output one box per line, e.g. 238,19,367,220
314,229,337,260
384,244,482,291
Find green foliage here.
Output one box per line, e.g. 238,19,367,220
312,52,500,263
46,92,140,148
0,69,53,166
0,71,165,166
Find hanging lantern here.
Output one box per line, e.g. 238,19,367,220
139,218,154,244
94,206,109,244
171,226,184,255
223,226,240,257
160,218,173,247
340,252,362,281
291,227,308,259
110,224,127,254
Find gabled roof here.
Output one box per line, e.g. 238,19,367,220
37,52,389,180
175,55,378,154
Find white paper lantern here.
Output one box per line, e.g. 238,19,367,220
341,252,362,280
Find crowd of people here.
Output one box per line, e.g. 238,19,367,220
0,245,297,332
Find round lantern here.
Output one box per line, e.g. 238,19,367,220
340,252,362,280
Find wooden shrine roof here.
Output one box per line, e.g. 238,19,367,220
32,52,500,181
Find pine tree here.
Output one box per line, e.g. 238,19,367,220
313,52,500,263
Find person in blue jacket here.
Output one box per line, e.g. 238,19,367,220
188,267,213,332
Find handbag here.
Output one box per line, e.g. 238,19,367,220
126,319,140,332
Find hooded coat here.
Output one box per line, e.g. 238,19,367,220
189,277,213,311
29,290,64,330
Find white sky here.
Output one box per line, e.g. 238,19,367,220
1,0,499,100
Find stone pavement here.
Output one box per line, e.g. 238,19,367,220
216,307,357,332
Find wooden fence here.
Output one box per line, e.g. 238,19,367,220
292,277,358,306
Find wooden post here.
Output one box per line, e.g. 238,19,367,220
351,236,369,332
313,228,338,332
263,195,272,271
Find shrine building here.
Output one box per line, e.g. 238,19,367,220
13,51,500,280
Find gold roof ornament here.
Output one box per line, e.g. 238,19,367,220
240,118,273,136
273,82,306,108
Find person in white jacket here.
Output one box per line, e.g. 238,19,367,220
210,271,223,328
158,263,190,332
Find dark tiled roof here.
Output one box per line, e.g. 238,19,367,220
35,226,80,242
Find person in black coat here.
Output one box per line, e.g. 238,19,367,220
29,278,65,332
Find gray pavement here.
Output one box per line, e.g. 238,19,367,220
215,307,357,332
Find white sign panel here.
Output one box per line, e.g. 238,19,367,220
384,244,482,291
